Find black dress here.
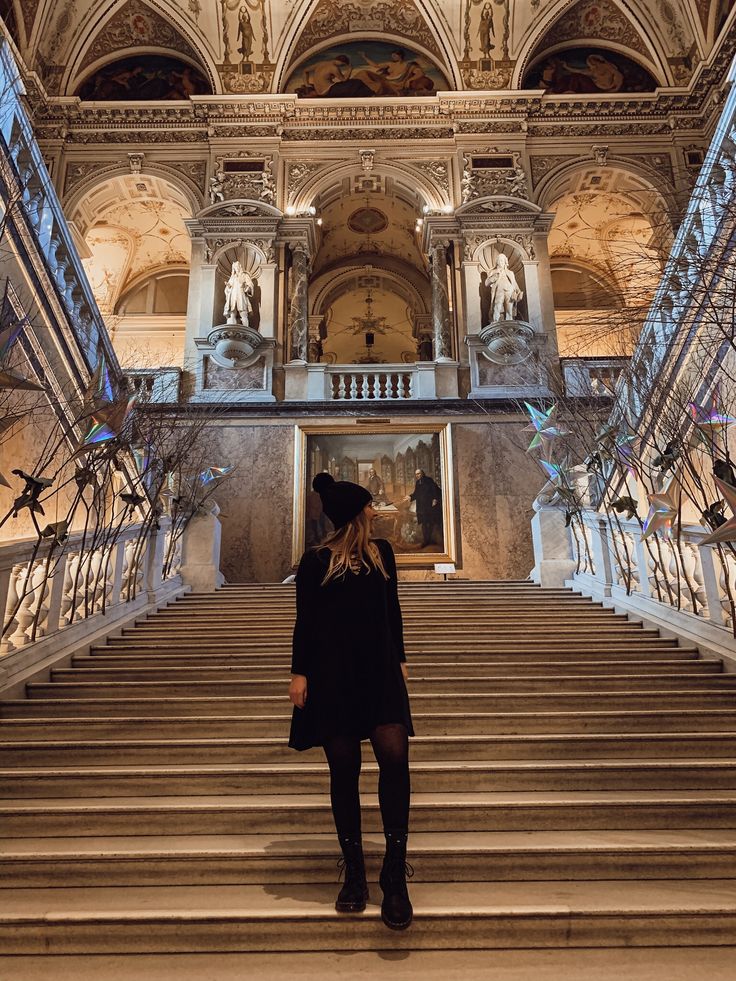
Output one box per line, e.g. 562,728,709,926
288,538,414,751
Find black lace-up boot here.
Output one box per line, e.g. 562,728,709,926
335,833,369,913
379,828,414,930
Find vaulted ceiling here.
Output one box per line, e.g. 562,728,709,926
0,0,732,97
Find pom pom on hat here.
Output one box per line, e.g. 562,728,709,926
312,472,335,494
312,471,372,529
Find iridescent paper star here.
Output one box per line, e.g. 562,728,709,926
72,396,136,459
83,351,115,407
701,477,736,545
689,385,736,437
523,402,569,452
642,478,680,540
199,465,233,485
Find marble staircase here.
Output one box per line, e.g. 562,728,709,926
2,580,736,969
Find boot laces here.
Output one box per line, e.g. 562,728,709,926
384,857,414,884
337,856,364,882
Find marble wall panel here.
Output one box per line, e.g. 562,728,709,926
207,418,545,583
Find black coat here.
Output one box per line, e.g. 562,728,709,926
288,538,414,751
410,476,442,524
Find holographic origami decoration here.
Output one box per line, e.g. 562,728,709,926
83,351,116,407
523,402,569,452
198,465,233,485
688,385,736,438
39,520,69,545
10,470,53,517
642,478,680,540
701,477,736,545
72,396,136,459
610,495,639,520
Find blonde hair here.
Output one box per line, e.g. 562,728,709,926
320,508,389,585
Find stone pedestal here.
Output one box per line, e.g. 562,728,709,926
180,511,225,593
531,507,576,588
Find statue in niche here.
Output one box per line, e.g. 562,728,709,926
485,253,523,322
478,3,495,59
223,260,254,327
237,5,254,62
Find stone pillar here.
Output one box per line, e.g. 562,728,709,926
431,240,452,361
257,259,277,339
531,230,559,358
461,260,484,336
288,243,310,363
184,238,216,367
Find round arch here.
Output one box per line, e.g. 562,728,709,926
534,157,676,224
271,0,463,93
63,163,204,219
60,0,221,96
310,259,431,319
292,160,448,214
512,0,672,89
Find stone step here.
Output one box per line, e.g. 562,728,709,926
27,674,736,711
2,879,736,954
96,638,684,654
3,830,736,888
40,672,735,695
66,658,720,679
6,731,736,765
145,609,627,622
79,652,704,670
4,947,736,981
4,791,736,836
19,688,736,712
3,709,736,738
5,758,736,799
121,625,654,639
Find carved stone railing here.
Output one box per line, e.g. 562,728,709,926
296,362,460,401
0,519,181,657
124,368,183,403
0,40,117,371
532,504,736,655
560,357,629,397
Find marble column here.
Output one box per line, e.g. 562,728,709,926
431,240,452,361
288,244,309,363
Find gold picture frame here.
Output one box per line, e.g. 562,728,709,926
292,422,457,568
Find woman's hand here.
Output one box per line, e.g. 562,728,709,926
401,663,409,683
289,674,308,709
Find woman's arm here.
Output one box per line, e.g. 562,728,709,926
291,551,319,676
380,539,406,663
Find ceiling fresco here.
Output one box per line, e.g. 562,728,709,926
0,0,731,96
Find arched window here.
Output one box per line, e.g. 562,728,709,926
116,272,189,316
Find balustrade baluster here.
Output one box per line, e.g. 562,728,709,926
361,373,370,399
337,374,346,400
349,374,358,399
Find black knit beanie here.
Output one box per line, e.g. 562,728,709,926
312,472,372,529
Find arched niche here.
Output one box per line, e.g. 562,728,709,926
473,240,529,327
310,262,431,365
212,242,269,333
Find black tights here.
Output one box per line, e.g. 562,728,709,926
323,723,410,836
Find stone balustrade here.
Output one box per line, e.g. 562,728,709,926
560,357,629,397
0,41,116,371
0,519,182,657
531,505,736,655
286,361,460,401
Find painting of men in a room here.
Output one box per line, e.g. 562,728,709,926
300,428,455,567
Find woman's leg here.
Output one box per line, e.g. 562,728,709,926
369,723,410,830
322,733,363,836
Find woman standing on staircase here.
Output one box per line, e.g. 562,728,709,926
288,473,414,930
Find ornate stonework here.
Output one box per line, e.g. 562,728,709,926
529,155,578,188
76,0,207,79
412,160,450,194
531,0,650,59
290,0,443,63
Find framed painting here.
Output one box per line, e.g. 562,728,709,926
292,423,456,568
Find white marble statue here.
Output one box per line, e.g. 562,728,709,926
485,253,523,322
223,260,254,327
